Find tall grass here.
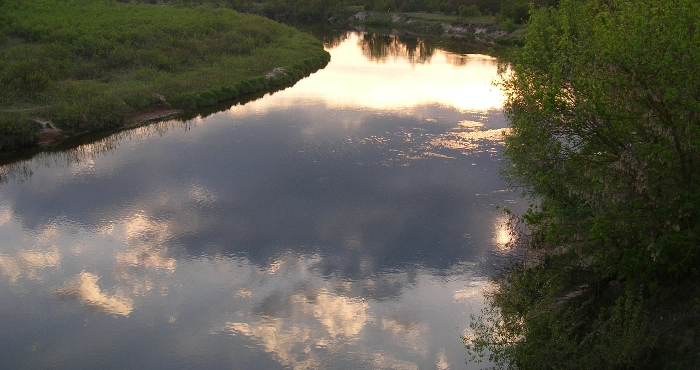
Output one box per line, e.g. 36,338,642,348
0,0,330,150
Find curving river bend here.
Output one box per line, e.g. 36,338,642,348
0,32,523,369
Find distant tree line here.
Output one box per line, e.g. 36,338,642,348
119,0,561,23
350,0,558,22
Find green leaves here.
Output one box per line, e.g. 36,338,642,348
470,0,700,367
502,0,700,279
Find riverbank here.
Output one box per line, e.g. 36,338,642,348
0,0,330,151
241,0,524,47
328,9,525,50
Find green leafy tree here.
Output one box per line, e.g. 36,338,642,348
498,0,528,23
467,0,700,368
503,0,700,281
263,0,341,20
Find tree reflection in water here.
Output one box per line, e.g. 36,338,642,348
359,33,435,65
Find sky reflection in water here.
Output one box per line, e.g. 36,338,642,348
0,32,521,369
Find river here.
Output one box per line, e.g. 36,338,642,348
0,32,522,369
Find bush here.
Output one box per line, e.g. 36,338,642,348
499,0,530,24
498,17,516,33
363,16,394,28
0,112,38,150
458,5,482,18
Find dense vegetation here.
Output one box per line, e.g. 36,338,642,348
113,1,538,50
348,0,557,22
120,0,555,24
0,0,329,150
466,0,700,368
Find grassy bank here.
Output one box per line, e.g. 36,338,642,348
0,0,330,151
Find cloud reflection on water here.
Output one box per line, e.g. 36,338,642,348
0,247,61,283
58,272,134,316
0,199,507,368
221,283,370,369
208,252,466,370
0,31,521,369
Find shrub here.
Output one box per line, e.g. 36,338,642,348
0,112,38,150
458,5,482,18
499,17,516,33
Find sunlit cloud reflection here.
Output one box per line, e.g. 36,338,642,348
299,288,368,338
0,247,61,284
0,206,12,226
58,272,134,316
380,317,430,354
199,252,487,370
0,202,501,368
493,214,515,252
429,128,509,154
232,321,317,368
220,288,369,368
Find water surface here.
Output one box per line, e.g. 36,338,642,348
0,32,521,369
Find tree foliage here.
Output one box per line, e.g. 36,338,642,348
261,0,343,20
467,0,700,368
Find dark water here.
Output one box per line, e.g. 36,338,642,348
0,32,522,369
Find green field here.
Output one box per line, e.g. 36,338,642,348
0,0,330,150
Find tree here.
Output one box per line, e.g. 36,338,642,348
467,0,700,367
263,0,342,20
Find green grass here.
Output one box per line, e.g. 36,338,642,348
0,0,330,150
345,5,366,12
403,11,458,22
404,12,496,24
459,15,498,24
